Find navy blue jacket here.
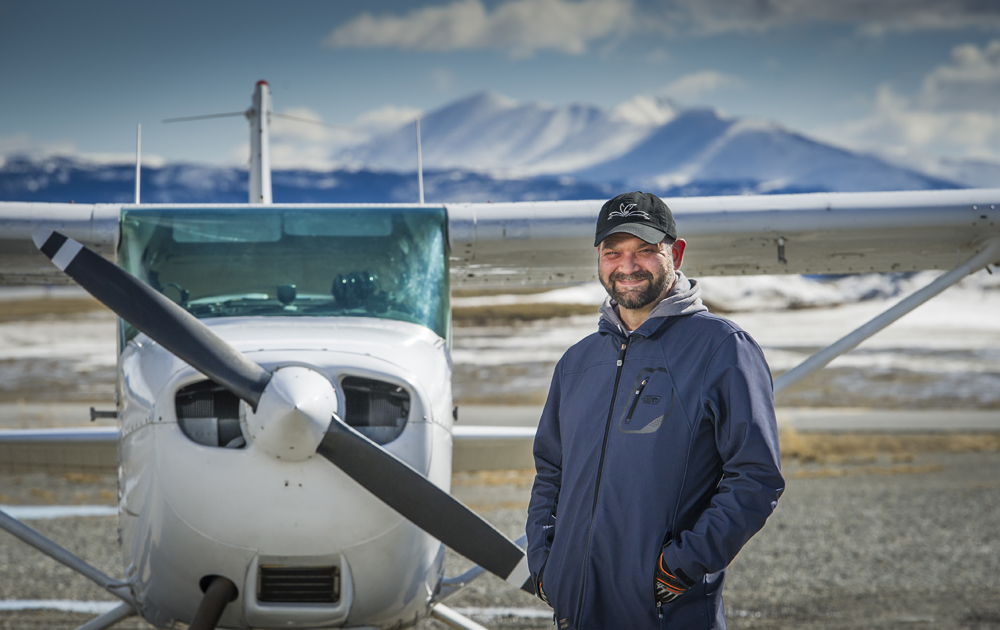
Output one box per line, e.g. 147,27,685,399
526,307,784,630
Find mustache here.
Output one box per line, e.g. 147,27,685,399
609,270,654,283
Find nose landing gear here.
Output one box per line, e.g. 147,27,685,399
190,575,238,630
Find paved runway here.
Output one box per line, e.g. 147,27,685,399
11,402,997,432
2,293,999,628
3,447,1000,629
6,404,998,474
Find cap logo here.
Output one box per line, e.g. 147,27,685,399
608,202,650,220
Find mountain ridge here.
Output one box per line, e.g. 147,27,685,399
4,90,995,203
333,92,969,193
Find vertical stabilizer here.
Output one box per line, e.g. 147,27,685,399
248,81,273,204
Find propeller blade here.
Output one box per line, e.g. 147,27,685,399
33,230,271,408
317,418,532,591
35,230,535,591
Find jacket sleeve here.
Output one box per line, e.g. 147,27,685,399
661,330,784,583
525,361,563,586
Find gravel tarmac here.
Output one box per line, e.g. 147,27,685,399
2,449,999,629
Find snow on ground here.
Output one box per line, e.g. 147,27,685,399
451,270,1000,407
0,313,116,366
2,270,998,406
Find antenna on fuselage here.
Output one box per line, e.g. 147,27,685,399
134,124,141,204
416,117,424,205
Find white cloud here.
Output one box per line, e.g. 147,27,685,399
0,133,77,158
920,40,1000,110
816,84,1000,161
233,104,424,170
661,70,743,103
323,0,1000,61
324,0,634,56
815,40,1000,161
264,106,373,169
0,133,165,167
352,105,423,133
654,0,1000,36
272,107,340,142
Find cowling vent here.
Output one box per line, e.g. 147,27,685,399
257,565,340,604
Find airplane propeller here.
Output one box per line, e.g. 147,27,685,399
33,230,533,599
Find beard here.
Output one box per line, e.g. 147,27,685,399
600,264,672,310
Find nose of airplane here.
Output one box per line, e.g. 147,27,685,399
242,366,336,462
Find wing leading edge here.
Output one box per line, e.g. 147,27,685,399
447,189,1000,286
3,190,998,287
0,202,121,285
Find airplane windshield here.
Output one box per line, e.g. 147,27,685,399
118,206,450,341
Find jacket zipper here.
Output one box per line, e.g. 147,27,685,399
574,337,630,626
623,377,650,424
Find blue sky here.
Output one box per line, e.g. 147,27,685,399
2,0,1000,169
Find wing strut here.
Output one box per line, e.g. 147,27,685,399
429,604,491,630
75,603,137,630
0,507,137,610
774,238,1000,395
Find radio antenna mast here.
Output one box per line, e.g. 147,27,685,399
416,118,424,205
134,124,141,204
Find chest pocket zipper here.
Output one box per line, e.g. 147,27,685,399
618,367,672,434
623,377,649,424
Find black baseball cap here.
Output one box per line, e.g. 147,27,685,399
594,191,677,247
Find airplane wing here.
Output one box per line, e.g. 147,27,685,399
4,188,999,286
0,202,120,284
447,188,1000,286
2,189,999,473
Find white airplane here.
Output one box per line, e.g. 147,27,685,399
0,81,998,630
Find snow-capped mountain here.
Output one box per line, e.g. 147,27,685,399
334,92,961,194
334,91,676,175
0,156,612,205
878,153,1000,189
576,109,958,193
1,90,986,204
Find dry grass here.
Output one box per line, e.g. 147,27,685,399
453,303,597,326
61,472,105,484
28,488,55,504
0,298,108,321
448,431,1000,485
778,427,1000,465
452,287,560,298
454,392,551,406
785,464,945,479
452,469,536,488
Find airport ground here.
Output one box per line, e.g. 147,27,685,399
2,294,1000,629
2,441,1000,629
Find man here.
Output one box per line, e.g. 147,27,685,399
526,191,784,630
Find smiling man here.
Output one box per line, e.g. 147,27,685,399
526,192,785,630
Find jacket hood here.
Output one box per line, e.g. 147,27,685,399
599,270,708,335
